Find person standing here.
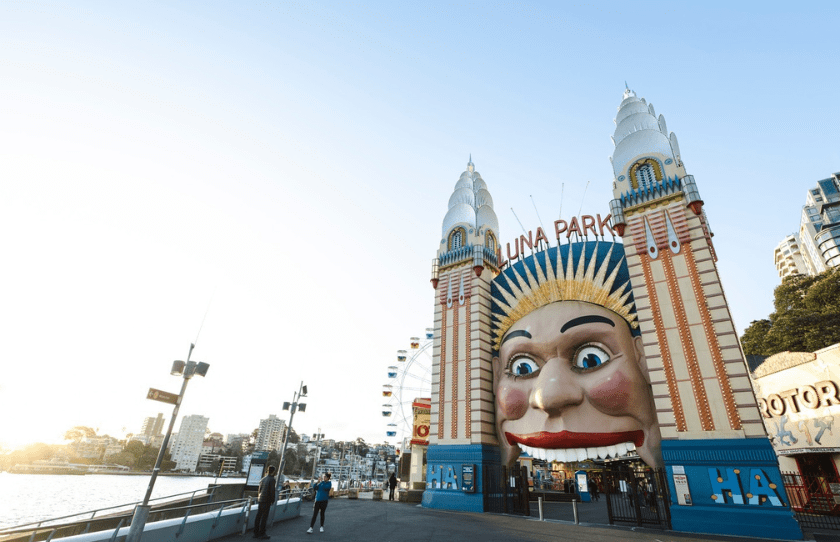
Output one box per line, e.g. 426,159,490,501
253,465,276,539
388,472,398,501
307,473,332,534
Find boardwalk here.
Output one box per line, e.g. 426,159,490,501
214,496,804,542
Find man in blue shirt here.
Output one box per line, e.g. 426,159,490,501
307,473,332,534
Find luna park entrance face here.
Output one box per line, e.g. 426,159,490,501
602,463,671,529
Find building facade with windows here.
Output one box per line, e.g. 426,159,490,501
774,234,808,278
255,414,287,452
169,414,209,472
777,173,840,277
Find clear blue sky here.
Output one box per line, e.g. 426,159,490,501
1,1,838,450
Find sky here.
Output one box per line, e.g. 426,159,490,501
1,1,838,452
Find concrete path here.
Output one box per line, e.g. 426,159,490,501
215,497,812,542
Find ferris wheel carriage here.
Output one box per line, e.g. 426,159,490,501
382,332,432,440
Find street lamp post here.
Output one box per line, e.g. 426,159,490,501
275,381,307,490
125,344,209,542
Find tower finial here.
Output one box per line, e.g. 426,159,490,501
625,81,629,90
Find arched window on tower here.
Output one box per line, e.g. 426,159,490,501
448,228,466,251
630,159,662,190
637,164,656,189
485,231,496,252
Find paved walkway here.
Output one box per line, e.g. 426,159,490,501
215,497,816,542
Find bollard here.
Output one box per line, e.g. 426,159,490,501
572,499,579,524
538,497,544,521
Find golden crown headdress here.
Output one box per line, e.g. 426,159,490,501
491,241,638,350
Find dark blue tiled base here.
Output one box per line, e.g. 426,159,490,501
421,444,500,512
662,439,802,540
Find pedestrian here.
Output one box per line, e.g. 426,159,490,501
588,478,600,501
307,473,332,534
388,472,398,501
253,465,276,539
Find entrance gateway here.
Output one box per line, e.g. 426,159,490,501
421,88,803,540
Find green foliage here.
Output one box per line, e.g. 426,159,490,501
741,268,840,356
64,426,97,442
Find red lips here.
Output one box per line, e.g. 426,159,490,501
506,430,644,449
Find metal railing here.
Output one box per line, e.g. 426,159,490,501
0,485,237,542
1,485,310,542
782,471,840,531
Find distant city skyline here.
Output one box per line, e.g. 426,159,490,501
1,2,837,451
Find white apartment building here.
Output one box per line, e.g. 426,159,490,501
169,414,209,472
778,173,840,277
255,414,286,452
774,234,808,278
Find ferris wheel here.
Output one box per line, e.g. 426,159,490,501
382,328,434,442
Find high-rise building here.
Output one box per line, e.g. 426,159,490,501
773,233,808,278
777,173,840,277
139,413,165,440
169,414,209,471
255,414,286,452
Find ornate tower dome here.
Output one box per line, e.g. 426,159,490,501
440,158,499,239
432,158,500,286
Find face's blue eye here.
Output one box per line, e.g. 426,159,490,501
509,357,539,376
574,346,610,370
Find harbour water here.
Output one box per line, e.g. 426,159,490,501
0,472,244,530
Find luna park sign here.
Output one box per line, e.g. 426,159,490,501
499,213,616,266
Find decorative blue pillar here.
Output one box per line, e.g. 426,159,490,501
662,439,802,540
422,444,500,512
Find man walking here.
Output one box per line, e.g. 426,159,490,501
307,473,332,534
388,472,398,501
254,465,276,539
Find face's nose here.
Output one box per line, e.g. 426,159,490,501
530,358,584,414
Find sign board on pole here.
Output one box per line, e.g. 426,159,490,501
147,388,179,405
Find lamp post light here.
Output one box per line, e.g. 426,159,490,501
125,344,209,542
275,381,307,491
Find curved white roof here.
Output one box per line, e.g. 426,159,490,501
449,187,476,208
442,203,476,235
475,188,494,208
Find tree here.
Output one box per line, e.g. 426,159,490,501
741,268,840,356
64,426,96,442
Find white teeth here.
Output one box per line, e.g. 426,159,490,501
515,441,637,462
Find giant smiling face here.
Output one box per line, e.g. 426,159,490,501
493,300,662,468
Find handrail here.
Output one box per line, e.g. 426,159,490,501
0,485,223,536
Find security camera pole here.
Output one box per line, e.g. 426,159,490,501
126,344,209,542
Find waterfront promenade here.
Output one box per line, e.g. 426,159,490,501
215,495,811,542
